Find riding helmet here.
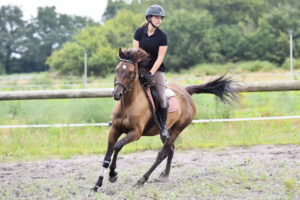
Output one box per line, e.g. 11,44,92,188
145,5,165,19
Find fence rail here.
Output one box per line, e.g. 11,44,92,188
0,88,113,100
1,115,300,129
237,80,300,92
0,80,300,100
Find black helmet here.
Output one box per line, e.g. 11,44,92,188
145,5,165,19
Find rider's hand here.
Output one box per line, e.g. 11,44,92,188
143,72,152,83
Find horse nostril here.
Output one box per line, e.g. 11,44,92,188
113,92,122,101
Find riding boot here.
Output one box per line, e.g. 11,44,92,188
160,107,170,139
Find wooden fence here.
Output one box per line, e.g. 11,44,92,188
0,80,300,100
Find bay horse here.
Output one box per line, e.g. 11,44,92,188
92,48,238,192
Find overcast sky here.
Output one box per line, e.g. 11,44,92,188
0,0,108,22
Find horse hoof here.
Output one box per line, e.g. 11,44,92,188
91,186,99,192
133,177,147,187
157,171,169,182
109,174,118,183
133,181,143,188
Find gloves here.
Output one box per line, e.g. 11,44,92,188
144,72,152,83
141,72,152,84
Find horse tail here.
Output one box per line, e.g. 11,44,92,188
185,75,239,104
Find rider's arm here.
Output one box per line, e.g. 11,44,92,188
150,46,168,75
133,39,139,49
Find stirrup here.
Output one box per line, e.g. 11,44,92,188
161,126,170,139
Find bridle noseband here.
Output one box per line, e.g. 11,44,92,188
114,59,137,94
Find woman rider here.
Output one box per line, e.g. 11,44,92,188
133,5,169,139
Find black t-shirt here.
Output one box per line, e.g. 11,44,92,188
133,26,168,72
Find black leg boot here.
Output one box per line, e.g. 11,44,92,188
160,107,170,139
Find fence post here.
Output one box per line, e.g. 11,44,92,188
83,50,88,87
289,30,293,80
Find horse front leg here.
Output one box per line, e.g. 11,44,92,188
92,127,121,192
108,129,140,183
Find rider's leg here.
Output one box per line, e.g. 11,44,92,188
152,71,169,139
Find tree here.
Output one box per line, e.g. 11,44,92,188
163,9,218,71
44,0,300,75
248,5,299,64
0,5,25,74
101,0,127,22
0,5,97,74
47,10,143,76
21,6,98,72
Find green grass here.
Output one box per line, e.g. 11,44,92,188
0,68,300,162
0,89,299,163
0,72,115,90
282,58,300,70
193,91,300,119
1,65,298,127
178,60,278,76
0,60,292,90
0,91,299,125
0,98,114,125
0,119,299,162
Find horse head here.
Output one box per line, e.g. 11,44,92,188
113,48,149,101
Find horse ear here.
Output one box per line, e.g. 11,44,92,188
119,48,125,58
133,49,143,63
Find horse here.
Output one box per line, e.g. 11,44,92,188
92,48,238,192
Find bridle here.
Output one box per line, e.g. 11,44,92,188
114,59,137,94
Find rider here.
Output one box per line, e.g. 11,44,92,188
133,5,169,139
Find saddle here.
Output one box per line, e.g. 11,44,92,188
142,85,178,135
146,86,178,113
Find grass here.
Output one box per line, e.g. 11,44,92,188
179,60,279,76
0,61,299,90
0,119,299,162
0,66,300,162
0,91,299,126
0,98,114,125
0,72,115,90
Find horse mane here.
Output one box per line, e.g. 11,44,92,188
120,48,151,70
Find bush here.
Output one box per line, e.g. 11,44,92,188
236,61,277,72
187,60,277,75
282,58,300,70
0,63,5,75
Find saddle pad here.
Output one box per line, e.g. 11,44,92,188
168,96,178,112
146,86,178,113
166,88,176,97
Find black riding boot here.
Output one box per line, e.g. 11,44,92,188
160,107,170,139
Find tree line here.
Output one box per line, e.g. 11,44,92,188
0,5,97,74
1,0,300,76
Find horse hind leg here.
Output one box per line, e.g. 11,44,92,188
157,144,174,182
134,138,175,187
157,124,186,182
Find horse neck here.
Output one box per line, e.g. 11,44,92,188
121,77,143,106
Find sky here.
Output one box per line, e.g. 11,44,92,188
0,0,108,22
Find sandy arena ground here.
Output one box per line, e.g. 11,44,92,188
0,145,299,200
